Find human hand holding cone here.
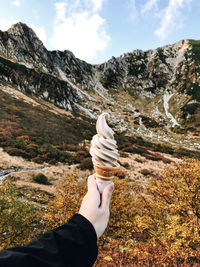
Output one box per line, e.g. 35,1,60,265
90,113,120,193
94,163,119,193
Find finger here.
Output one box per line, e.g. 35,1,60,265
87,174,98,192
101,182,114,211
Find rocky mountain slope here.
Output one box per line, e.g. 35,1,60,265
0,22,200,152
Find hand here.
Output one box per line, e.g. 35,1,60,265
79,174,114,239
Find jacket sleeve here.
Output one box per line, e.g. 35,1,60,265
0,214,98,267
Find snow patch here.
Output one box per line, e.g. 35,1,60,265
194,143,200,149
56,67,95,101
74,103,96,118
43,91,49,98
94,81,114,103
163,92,179,126
153,106,163,118
139,117,146,129
126,104,140,117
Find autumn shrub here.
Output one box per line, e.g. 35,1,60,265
95,238,200,267
82,129,93,139
72,146,91,165
139,168,153,176
79,157,93,170
0,181,42,249
41,159,200,265
133,158,200,256
16,135,30,142
142,153,161,161
65,144,80,152
43,175,137,243
4,147,31,158
122,144,148,155
118,150,129,158
120,161,130,168
153,143,174,154
48,159,57,165
32,173,51,185
5,138,27,150
5,104,22,115
43,174,87,230
26,143,39,158
103,179,137,241
115,170,126,179
0,134,7,143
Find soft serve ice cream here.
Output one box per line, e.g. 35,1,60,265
90,112,119,193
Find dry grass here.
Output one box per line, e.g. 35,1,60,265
0,147,41,170
1,141,181,198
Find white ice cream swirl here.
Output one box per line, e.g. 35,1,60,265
90,112,119,167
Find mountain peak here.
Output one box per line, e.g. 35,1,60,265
0,21,51,70
8,22,30,32
7,22,42,45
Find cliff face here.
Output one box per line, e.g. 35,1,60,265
0,22,200,149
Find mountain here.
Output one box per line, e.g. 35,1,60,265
0,22,200,163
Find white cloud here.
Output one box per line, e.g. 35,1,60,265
54,2,67,23
50,1,110,63
141,0,158,14
90,0,104,12
0,19,17,31
12,0,21,6
129,0,138,22
155,0,192,39
30,24,48,47
84,0,104,12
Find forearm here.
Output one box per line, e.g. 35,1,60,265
0,214,98,267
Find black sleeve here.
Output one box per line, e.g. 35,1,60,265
0,214,98,267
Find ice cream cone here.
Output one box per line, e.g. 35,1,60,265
90,113,120,193
94,163,120,180
94,163,120,193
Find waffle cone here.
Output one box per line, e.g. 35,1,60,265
94,163,120,181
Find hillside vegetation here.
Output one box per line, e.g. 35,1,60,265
1,88,200,170
1,159,200,266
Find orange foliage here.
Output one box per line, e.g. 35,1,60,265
0,119,21,136
95,239,200,267
105,179,137,241
42,159,200,265
43,174,87,230
131,158,200,257
16,135,30,142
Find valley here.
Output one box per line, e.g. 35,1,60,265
0,22,200,266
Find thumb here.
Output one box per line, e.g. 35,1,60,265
101,182,114,211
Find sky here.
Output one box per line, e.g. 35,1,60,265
0,0,200,64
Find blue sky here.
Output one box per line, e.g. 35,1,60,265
0,0,200,64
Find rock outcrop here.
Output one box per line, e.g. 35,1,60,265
0,22,200,142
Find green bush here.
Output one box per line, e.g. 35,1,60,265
0,181,42,249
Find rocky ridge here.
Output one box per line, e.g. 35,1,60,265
0,22,200,150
